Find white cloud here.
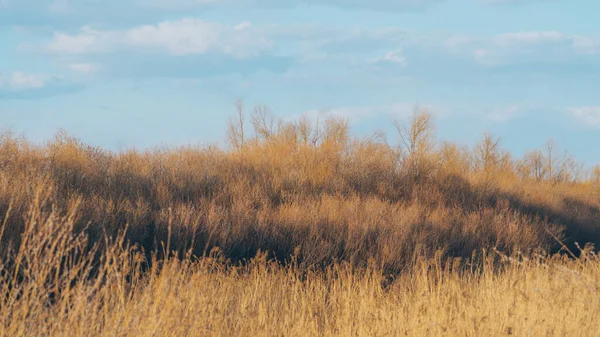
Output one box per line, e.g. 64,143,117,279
26,21,414,69
0,71,76,94
34,20,599,69
263,24,412,61
368,51,408,66
569,106,600,129
487,105,521,122
68,63,100,74
125,19,270,57
572,37,600,55
445,31,568,50
0,70,84,99
493,31,565,45
35,19,272,58
8,72,48,90
443,31,599,65
46,27,117,54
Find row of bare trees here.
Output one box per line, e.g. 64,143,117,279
517,140,585,183
227,100,599,185
227,99,350,150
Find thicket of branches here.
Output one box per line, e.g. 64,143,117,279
229,103,596,185
0,103,598,274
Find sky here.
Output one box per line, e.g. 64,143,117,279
1,0,599,164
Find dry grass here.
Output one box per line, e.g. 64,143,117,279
0,108,600,336
1,196,599,336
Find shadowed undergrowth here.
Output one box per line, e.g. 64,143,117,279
1,195,599,336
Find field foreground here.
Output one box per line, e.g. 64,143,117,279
1,204,599,336
1,110,600,336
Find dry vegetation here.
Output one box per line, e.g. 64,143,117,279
1,104,600,336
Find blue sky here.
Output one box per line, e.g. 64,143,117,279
1,0,599,164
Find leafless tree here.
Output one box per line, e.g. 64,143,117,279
227,99,245,150
591,165,600,185
520,150,546,181
298,114,317,146
473,133,503,172
251,104,276,141
393,106,435,159
546,139,557,182
393,106,436,179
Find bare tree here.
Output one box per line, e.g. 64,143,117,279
473,133,503,172
546,139,556,182
393,106,435,159
557,151,583,183
439,141,470,174
298,114,316,146
251,104,275,141
323,116,349,146
544,139,579,183
520,150,546,181
393,106,436,179
227,99,245,150
499,150,514,173
592,165,600,185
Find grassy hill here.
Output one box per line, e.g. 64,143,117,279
0,107,599,335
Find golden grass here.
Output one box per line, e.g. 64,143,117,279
1,197,599,336
0,109,600,336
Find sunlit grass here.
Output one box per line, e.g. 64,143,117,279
0,107,599,336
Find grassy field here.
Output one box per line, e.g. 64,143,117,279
1,107,600,336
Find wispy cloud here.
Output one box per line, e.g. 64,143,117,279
572,37,600,55
1,72,49,90
0,71,82,99
68,63,101,74
25,17,600,69
486,105,522,123
569,106,600,129
444,31,600,65
368,51,408,66
23,19,272,58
